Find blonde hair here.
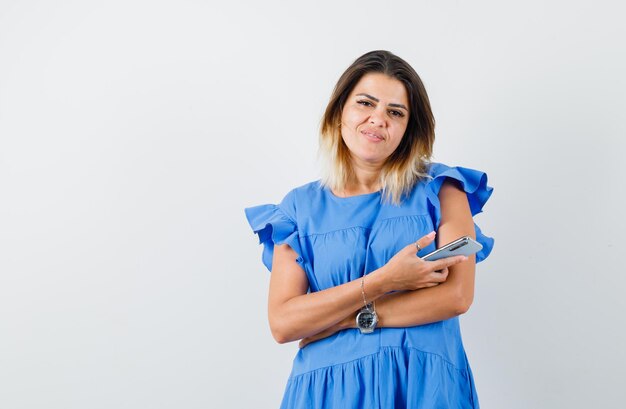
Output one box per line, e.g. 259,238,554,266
318,50,436,205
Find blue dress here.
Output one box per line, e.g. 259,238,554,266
244,162,494,408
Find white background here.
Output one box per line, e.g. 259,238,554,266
1,1,625,408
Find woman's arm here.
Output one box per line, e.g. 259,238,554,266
375,179,477,326
297,180,476,347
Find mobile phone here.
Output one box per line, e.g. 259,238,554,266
420,236,482,262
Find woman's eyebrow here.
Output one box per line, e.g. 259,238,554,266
355,93,408,111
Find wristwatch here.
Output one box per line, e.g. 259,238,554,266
356,304,378,334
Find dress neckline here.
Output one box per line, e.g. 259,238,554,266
322,184,382,201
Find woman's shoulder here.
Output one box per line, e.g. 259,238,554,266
288,179,325,197
424,161,490,181
424,161,455,178
278,180,325,220
398,161,447,200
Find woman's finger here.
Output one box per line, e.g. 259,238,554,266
429,255,467,272
413,231,437,254
431,267,449,281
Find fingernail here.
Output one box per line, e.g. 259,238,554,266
427,231,436,238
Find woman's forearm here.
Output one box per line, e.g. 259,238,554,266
296,278,471,349
271,267,392,344
374,282,469,328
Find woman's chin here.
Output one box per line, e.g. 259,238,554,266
351,154,388,166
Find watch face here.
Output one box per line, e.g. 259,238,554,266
356,308,378,333
357,311,376,328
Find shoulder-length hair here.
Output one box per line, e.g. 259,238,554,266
318,50,435,205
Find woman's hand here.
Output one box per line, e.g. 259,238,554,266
381,231,467,292
298,311,357,349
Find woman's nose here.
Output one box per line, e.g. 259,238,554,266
368,108,386,126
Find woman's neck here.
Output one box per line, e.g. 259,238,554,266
340,160,383,196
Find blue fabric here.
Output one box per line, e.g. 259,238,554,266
244,162,494,408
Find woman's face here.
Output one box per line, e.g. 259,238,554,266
340,72,410,167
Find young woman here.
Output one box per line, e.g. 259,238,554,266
245,50,494,408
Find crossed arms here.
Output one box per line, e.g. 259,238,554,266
267,180,476,345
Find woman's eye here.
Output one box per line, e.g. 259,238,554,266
357,100,373,107
389,110,405,118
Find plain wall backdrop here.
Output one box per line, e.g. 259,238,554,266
1,0,625,408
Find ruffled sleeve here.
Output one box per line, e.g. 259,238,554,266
425,163,495,263
244,203,305,273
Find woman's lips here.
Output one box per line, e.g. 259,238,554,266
361,129,384,142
